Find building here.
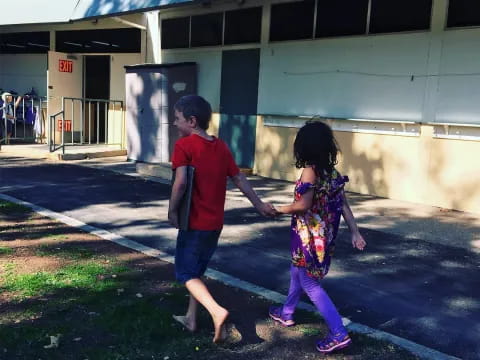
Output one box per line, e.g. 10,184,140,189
1,0,480,213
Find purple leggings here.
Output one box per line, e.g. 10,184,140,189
282,265,346,336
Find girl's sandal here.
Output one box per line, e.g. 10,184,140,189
316,334,352,353
268,306,295,327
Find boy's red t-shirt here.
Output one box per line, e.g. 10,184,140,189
171,134,240,231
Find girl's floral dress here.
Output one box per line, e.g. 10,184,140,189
290,168,348,280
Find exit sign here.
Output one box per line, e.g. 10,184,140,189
59,59,73,73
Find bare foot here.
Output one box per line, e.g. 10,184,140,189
213,309,229,343
172,315,196,332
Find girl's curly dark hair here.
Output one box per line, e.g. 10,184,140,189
293,121,339,176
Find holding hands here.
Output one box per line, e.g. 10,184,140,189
256,202,277,217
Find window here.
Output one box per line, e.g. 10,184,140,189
369,0,432,34
270,0,315,41
447,0,480,28
161,17,190,49
56,29,141,53
0,32,50,54
191,12,223,47
224,7,262,45
316,0,369,38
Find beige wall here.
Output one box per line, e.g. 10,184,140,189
254,118,480,214
110,53,142,102
209,113,220,138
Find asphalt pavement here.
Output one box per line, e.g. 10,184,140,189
0,154,479,359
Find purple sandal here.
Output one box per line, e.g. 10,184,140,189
268,306,295,327
316,332,352,353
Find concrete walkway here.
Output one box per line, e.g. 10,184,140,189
1,153,479,359
0,143,125,160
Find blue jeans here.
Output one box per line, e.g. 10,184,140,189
175,229,221,283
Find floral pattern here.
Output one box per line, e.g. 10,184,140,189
290,169,348,279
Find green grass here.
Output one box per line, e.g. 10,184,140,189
0,276,215,359
0,246,14,255
2,262,16,275
42,233,70,241
36,244,95,259
1,262,127,297
0,200,30,214
296,325,321,336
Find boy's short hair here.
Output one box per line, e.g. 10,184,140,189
174,95,212,130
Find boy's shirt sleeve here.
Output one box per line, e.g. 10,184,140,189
171,141,190,170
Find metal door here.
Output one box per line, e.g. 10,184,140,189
47,51,83,144
219,48,260,168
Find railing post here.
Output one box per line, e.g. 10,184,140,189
71,98,74,145
22,97,26,140
105,101,108,144
49,115,54,152
121,101,125,149
89,100,92,144
81,98,84,144
96,101,100,144
61,97,65,154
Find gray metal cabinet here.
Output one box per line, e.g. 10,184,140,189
125,62,197,163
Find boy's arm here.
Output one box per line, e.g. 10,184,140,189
342,192,366,250
231,172,276,217
168,166,188,228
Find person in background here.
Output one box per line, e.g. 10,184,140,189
1,92,22,144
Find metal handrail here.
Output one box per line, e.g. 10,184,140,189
0,116,6,148
49,110,65,154
1,95,47,144
48,96,124,153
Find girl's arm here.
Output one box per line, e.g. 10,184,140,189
276,167,316,215
342,192,366,250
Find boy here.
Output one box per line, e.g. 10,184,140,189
168,95,275,343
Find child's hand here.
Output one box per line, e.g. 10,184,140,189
351,232,366,250
274,205,289,215
258,202,276,217
168,211,179,228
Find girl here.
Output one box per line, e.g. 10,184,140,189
270,121,366,354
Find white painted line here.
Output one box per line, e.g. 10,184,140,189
0,193,461,360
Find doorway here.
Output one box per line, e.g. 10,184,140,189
84,55,110,143
219,48,260,169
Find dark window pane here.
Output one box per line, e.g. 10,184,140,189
162,17,190,49
316,0,368,38
191,13,223,47
447,0,480,27
0,32,50,54
56,28,141,53
225,7,262,45
270,0,315,41
370,0,432,34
